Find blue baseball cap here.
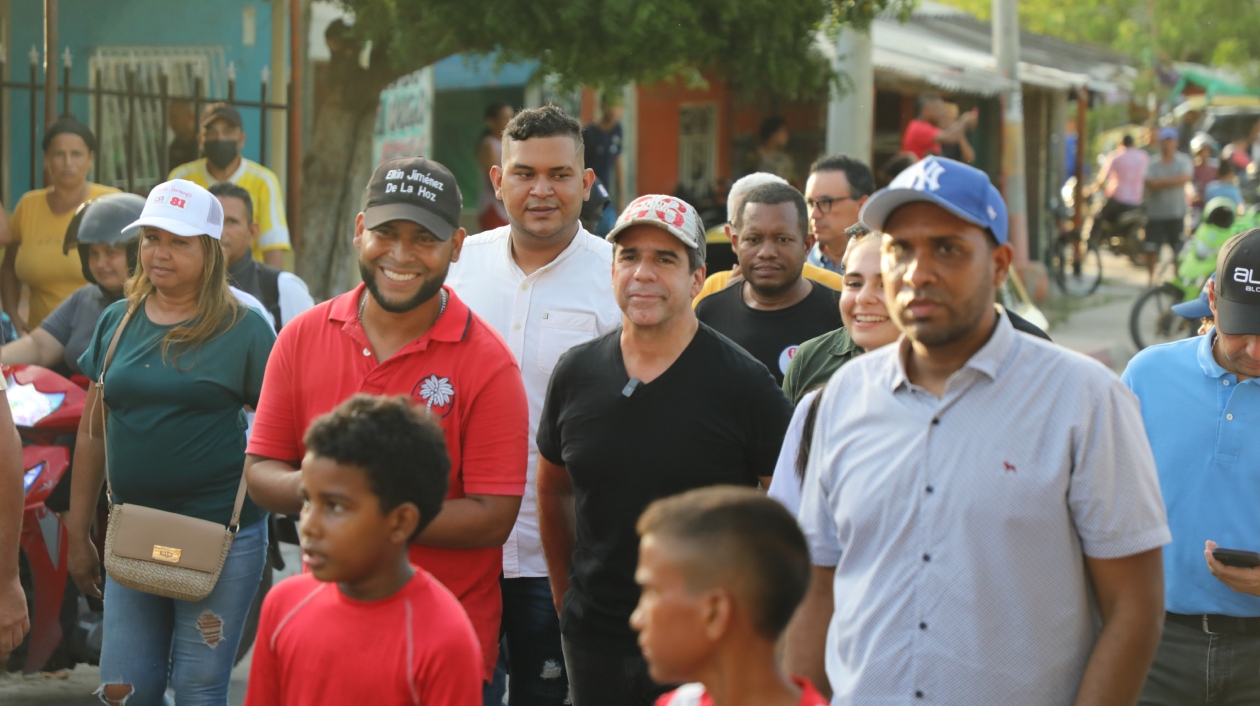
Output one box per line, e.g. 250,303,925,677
1159,126,1179,142
1171,274,1214,320
859,156,1009,244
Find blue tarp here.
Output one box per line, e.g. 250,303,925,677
432,53,537,91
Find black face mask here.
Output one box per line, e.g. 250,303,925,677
203,140,239,169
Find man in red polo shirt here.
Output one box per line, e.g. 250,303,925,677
245,156,528,698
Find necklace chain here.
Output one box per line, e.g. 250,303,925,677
358,287,447,323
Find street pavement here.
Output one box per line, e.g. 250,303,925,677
0,255,1158,704
1044,250,1159,373
0,545,303,706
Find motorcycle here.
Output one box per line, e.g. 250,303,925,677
1085,189,1147,265
5,364,97,673
5,363,277,673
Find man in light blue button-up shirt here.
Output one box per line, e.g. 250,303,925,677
788,157,1170,706
1123,229,1260,705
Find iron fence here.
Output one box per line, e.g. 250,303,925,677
0,52,290,207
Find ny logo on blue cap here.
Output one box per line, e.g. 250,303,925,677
906,160,946,192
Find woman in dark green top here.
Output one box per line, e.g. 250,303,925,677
65,180,275,706
771,234,901,511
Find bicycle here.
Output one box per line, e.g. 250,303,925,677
1044,196,1103,297
1129,197,1243,350
1045,224,1103,297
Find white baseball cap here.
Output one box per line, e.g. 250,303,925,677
605,194,706,261
125,179,224,240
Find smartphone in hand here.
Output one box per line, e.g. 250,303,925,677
1213,548,1260,569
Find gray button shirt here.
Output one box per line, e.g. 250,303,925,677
799,312,1170,705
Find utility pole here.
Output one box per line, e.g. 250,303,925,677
43,0,57,127
826,26,874,163
992,0,1030,267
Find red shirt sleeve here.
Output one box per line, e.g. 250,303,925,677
414,611,485,705
242,588,283,706
460,363,528,496
247,322,301,461
901,120,942,159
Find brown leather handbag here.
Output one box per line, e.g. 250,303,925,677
94,306,249,602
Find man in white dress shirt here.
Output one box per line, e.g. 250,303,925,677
447,104,620,706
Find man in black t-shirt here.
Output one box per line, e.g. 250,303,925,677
581,95,625,208
695,181,842,384
537,194,792,706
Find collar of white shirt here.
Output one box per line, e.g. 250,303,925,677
889,308,1015,392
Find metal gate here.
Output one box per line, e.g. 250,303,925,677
0,48,289,201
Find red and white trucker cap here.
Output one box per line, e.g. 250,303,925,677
125,179,224,240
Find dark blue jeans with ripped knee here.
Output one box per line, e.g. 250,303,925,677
96,519,267,706
487,576,570,706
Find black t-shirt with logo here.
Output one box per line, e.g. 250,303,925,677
537,323,791,652
694,280,843,385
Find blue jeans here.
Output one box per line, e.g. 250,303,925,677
97,519,268,706
487,576,569,706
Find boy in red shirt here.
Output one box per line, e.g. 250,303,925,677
631,487,827,706
245,395,482,706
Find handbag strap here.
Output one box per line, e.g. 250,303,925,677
94,303,250,532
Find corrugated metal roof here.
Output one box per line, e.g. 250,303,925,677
830,5,1136,97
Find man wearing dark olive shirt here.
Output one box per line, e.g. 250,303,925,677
695,182,842,384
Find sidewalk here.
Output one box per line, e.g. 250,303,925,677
1043,251,1152,373
0,545,304,706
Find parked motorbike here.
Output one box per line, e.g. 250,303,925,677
5,363,278,673
1085,190,1147,265
4,364,96,673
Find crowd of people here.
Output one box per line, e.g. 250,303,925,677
0,99,1256,706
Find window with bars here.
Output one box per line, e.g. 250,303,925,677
89,47,226,192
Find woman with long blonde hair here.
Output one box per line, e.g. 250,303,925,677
65,180,275,706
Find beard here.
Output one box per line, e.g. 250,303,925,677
894,287,992,348
359,259,446,314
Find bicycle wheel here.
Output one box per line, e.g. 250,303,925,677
1050,238,1102,297
1129,284,1193,351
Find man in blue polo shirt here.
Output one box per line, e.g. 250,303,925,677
1123,228,1260,704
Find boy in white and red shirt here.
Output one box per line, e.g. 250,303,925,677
631,487,828,706
244,395,482,706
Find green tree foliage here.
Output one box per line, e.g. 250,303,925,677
298,0,910,297
340,0,911,99
940,0,1260,68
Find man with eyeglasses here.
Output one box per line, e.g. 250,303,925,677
805,155,874,274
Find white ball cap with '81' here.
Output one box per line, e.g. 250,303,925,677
124,179,224,240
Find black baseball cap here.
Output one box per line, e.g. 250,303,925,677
1214,228,1260,335
200,103,242,130
362,157,463,240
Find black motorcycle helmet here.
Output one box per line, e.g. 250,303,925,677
62,193,144,296
1204,200,1236,230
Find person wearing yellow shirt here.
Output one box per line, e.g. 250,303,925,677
168,103,290,269
1,117,119,333
694,172,844,307
694,261,844,307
